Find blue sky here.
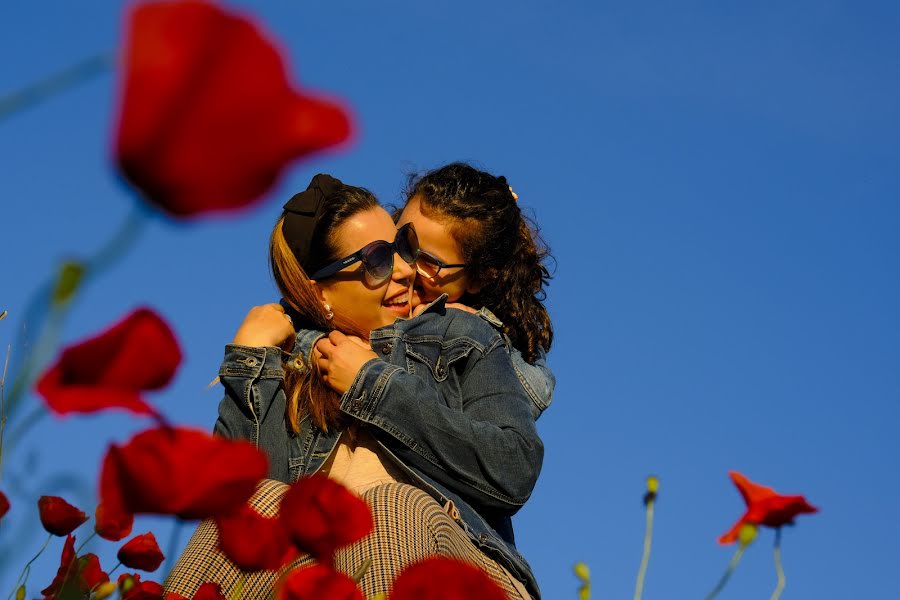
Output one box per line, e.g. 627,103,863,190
1,1,899,598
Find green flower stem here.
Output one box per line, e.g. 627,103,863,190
0,343,10,480
8,533,52,600
770,528,785,600
162,520,185,577
0,52,114,121
107,561,122,578
633,498,655,600
75,531,97,554
2,208,147,433
703,543,748,600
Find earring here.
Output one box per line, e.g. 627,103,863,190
323,303,334,321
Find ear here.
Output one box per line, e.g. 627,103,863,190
309,280,330,307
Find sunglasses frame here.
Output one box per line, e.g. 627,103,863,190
415,249,466,279
310,222,419,282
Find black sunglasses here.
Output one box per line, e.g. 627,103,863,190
311,222,419,282
415,249,466,279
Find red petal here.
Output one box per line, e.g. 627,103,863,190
390,557,508,600
114,1,353,218
38,496,89,536
41,534,78,596
277,565,362,600
36,308,180,417
96,501,135,541
279,475,373,562
118,532,165,572
728,471,777,506
216,505,291,571
100,426,267,520
0,490,9,520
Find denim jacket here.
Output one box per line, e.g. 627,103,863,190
473,306,555,420
214,296,544,598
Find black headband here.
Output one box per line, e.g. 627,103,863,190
282,173,345,268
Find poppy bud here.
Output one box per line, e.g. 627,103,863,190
92,581,118,600
738,523,758,547
15,585,25,600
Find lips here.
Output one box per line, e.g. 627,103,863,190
383,292,409,308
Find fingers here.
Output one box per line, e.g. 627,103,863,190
446,302,477,314
268,303,285,313
328,330,348,344
315,337,336,358
345,335,371,350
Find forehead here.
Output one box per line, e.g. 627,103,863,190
398,196,463,261
333,206,396,254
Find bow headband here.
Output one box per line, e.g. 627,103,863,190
281,173,345,267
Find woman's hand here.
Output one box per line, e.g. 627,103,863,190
315,331,377,395
232,304,295,349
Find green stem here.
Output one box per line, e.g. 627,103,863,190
633,499,655,600
107,561,122,578
703,544,747,600
161,520,184,577
0,52,114,121
770,529,785,600
8,533,52,600
0,344,10,481
75,531,97,554
3,208,147,422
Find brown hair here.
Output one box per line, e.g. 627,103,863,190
270,184,380,433
407,162,553,363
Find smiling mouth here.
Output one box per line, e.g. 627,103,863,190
383,293,409,308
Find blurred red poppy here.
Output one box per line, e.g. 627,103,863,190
718,471,819,544
118,532,165,572
42,535,110,597
279,474,373,563
216,505,292,571
389,557,508,600
0,491,9,520
115,0,353,218
277,565,363,600
36,308,181,417
96,502,135,541
38,496,88,536
99,426,267,521
164,582,227,600
119,573,165,600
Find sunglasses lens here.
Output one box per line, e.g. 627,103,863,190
397,225,419,264
415,252,441,278
363,243,393,281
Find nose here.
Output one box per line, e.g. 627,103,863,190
392,251,415,284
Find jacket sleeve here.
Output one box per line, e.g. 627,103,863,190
340,341,544,514
214,344,293,483
510,347,556,420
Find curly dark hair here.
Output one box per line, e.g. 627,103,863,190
406,162,553,362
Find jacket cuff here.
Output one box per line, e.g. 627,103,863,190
340,358,402,421
219,344,284,380
290,329,328,373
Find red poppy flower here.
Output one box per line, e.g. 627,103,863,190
0,491,9,520
389,557,508,600
279,474,373,563
96,502,135,541
114,0,353,218
38,496,89,536
35,308,181,417
119,573,165,600
41,535,110,597
164,582,226,600
718,471,819,544
216,505,292,571
277,565,363,600
99,426,268,521
118,532,165,572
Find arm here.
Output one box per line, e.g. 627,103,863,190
509,346,555,420
336,341,543,514
214,344,294,483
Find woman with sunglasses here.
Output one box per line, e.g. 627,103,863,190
165,174,542,599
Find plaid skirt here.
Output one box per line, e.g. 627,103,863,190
163,480,532,599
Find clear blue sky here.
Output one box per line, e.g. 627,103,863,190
2,1,898,598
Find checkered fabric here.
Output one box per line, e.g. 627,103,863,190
164,480,531,599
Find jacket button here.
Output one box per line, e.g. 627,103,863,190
381,343,393,355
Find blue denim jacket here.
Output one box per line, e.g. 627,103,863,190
473,307,555,420
214,297,544,598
